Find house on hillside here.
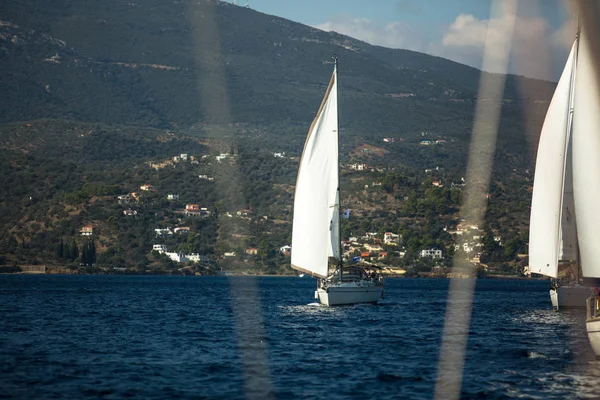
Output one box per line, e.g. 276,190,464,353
185,204,200,216
174,227,190,234
117,194,131,204
140,184,155,192
420,249,443,259
80,225,94,236
155,228,173,237
245,248,258,255
153,244,167,253
167,194,179,201
280,245,291,256
384,232,401,245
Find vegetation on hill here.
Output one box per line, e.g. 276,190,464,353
0,0,545,276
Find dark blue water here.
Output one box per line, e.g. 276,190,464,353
1,276,599,399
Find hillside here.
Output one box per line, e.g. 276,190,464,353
0,0,543,275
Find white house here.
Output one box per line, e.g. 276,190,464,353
155,228,173,237
153,244,167,253
174,227,190,234
216,153,229,162
165,252,185,262
167,194,179,201
384,232,401,245
420,249,443,259
140,184,155,191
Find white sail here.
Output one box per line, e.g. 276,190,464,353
291,66,340,278
528,41,576,278
559,141,578,261
573,27,600,278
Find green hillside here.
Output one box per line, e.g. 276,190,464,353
0,0,546,275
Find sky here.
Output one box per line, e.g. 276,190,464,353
244,0,576,81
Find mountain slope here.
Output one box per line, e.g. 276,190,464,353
0,0,555,135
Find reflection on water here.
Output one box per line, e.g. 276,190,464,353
0,276,599,399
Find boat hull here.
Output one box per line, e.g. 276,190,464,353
316,285,383,306
552,285,593,310
586,318,600,357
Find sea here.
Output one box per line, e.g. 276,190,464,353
1,275,600,400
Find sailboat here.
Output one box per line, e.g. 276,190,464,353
290,56,384,306
528,26,594,310
570,23,600,357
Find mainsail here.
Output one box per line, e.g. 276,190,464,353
528,40,577,278
572,26,600,279
291,64,340,278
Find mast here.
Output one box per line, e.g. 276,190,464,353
571,20,580,284
557,19,580,273
334,54,343,281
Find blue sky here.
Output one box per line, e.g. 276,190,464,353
243,0,575,80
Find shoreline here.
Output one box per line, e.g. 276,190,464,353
1,271,546,280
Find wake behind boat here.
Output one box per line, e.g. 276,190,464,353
290,56,384,306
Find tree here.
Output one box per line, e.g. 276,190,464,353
69,239,79,262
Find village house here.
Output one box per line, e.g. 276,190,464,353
80,225,94,236
187,254,208,263
185,204,200,216
140,184,155,192
198,175,214,181
123,209,137,216
155,228,173,237
350,163,366,171
383,138,394,143
174,227,190,234
245,248,258,255
280,245,291,255
364,243,383,252
167,194,179,201
420,249,443,259
384,232,401,245
216,153,229,162
153,244,168,253
273,152,285,158
117,194,131,204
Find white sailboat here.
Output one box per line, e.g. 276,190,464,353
570,23,600,356
290,56,384,306
528,27,594,310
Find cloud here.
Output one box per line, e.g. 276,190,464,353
315,11,573,80
314,15,429,53
438,13,573,80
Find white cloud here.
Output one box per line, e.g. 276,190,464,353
438,13,572,80
314,15,429,53
314,12,574,80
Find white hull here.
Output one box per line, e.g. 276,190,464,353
552,285,593,310
586,318,600,357
315,284,383,306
